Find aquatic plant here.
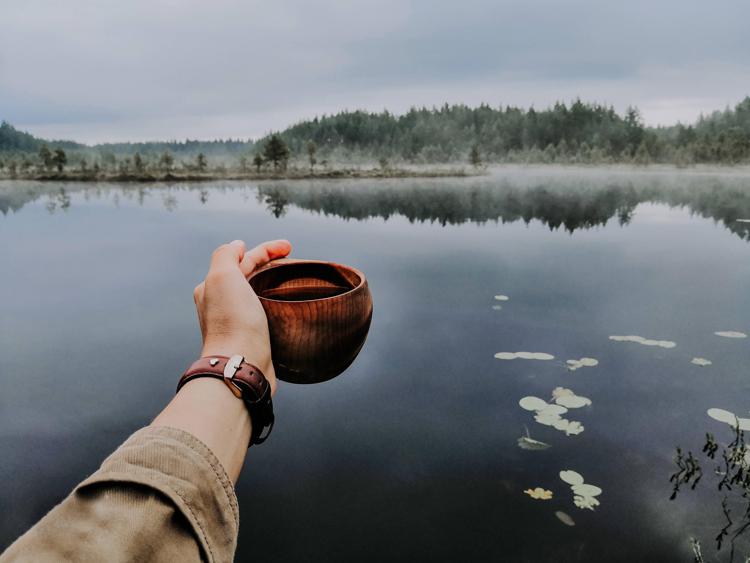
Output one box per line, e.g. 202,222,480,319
671,422,750,562
495,352,555,361
559,470,602,511
566,357,599,371
609,335,676,348
524,487,553,500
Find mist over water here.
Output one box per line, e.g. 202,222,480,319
1,169,750,561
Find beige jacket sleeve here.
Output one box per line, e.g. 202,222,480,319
0,426,239,563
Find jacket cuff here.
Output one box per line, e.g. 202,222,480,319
76,426,239,563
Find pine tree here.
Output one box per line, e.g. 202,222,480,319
306,141,317,172
159,151,174,173
253,153,264,173
39,144,53,171
263,135,290,170
52,149,67,172
469,144,481,167
196,153,208,172
134,153,145,173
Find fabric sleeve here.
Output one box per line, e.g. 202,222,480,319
0,426,239,563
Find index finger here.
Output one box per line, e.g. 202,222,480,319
240,239,292,278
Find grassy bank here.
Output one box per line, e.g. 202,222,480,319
0,166,479,182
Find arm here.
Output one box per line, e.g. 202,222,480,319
152,238,290,482
1,239,291,563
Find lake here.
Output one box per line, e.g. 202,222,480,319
1,167,750,562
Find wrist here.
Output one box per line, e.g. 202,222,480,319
201,340,275,391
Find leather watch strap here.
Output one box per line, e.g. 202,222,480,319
176,354,275,446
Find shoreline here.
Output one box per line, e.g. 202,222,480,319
0,167,480,183
3,163,750,184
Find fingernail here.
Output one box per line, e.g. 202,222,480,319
229,239,244,247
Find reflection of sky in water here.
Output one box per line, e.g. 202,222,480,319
1,174,750,561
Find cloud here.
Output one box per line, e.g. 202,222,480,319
1,0,749,142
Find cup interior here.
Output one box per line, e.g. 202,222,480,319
250,261,362,302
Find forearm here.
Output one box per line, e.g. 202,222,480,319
151,377,252,483
1,426,239,563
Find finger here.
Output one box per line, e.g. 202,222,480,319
240,239,292,277
209,240,246,273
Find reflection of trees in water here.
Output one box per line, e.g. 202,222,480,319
256,175,750,240
259,186,290,218
2,175,750,241
44,188,71,214
258,182,641,231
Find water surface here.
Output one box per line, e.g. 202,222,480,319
1,168,750,561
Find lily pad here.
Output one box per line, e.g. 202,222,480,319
552,386,575,399
715,331,747,339
517,435,551,450
555,395,592,409
707,408,750,431
574,495,600,510
572,483,603,497
519,396,549,411
563,421,585,435
567,357,599,371
524,487,553,500
707,408,736,425
539,404,568,416
555,511,575,526
559,470,584,486
495,352,555,361
609,335,676,349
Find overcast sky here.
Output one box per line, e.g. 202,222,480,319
2,0,749,144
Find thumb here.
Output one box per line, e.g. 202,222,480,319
209,240,246,272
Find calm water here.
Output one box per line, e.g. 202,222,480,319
2,168,750,561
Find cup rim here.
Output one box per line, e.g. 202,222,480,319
250,259,366,304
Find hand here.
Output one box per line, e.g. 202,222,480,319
193,239,292,396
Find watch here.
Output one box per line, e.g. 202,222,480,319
176,354,275,445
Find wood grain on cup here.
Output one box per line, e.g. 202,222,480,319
248,259,373,384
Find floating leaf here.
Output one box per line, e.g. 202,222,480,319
524,487,553,500
495,352,555,361
555,511,575,526
572,483,603,497
517,436,551,450
609,335,676,349
707,408,750,431
707,408,736,425
555,395,592,409
519,396,549,411
561,470,602,511
574,494,600,510
523,391,584,436
714,331,747,339
540,404,568,416
559,470,584,486
552,386,575,399
567,357,599,371
535,412,562,426
691,357,712,367
552,418,570,431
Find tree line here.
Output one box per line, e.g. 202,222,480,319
1,97,750,175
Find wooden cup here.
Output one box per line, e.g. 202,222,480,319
248,259,373,384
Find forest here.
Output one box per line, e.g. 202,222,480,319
1,97,749,179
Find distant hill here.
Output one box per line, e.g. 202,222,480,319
2,97,750,165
